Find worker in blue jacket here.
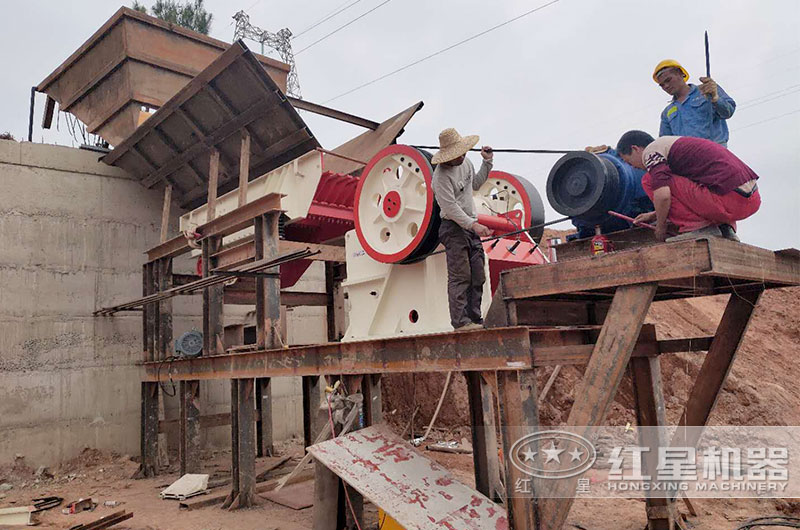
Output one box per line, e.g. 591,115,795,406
654,59,736,147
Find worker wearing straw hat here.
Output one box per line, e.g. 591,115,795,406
431,128,494,330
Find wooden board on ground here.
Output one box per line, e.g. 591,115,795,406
261,479,314,510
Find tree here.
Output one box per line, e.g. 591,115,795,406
131,0,213,35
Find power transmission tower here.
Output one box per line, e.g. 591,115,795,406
233,10,301,98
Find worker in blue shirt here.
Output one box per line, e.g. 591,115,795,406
654,59,736,146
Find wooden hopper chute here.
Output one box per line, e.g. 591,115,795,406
37,6,290,147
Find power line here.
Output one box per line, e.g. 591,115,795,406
295,0,393,55
322,0,561,103
738,83,800,110
292,0,363,40
732,107,800,131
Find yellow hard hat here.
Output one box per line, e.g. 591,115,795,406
652,59,689,83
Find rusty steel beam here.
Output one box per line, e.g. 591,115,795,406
144,326,533,382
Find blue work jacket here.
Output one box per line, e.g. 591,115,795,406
659,84,736,146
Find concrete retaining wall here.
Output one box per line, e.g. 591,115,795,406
0,140,319,467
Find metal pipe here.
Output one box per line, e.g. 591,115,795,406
28,87,36,142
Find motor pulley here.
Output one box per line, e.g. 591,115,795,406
546,151,651,237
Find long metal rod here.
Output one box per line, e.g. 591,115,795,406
411,145,573,155
94,248,317,315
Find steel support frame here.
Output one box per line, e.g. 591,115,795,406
138,258,173,478
224,213,280,509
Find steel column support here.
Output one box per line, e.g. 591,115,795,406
255,212,280,459
303,376,322,449
138,262,159,478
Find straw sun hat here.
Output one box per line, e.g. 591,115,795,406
431,128,479,164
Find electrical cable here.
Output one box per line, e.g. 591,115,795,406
413,371,452,446
732,107,800,131
292,0,363,40
733,515,800,529
156,356,178,397
323,0,560,103
295,0,393,55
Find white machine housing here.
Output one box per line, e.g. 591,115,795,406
341,229,491,342
179,151,323,247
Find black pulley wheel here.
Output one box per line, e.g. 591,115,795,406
546,151,620,219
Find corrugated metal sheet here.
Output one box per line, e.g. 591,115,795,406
103,40,318,208
308,425,508,530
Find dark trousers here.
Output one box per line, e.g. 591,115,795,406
438,219,486,328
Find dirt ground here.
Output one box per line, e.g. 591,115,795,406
2,283,799,529
1,442,798,530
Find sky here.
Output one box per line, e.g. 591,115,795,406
2,0,799,249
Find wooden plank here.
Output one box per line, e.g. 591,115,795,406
675,289,761,443
502,241,711,299
497,370,540,529
704,238,800,286
551,227,658,262
514,299,596,326
288,97,379,130
537,282,657,530
238,131,251,207
160,185,172,243
207,150,220,220
631,356,678,530
466,371,501,502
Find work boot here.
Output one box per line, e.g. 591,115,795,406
719,224,740,242
456,322,484,331
666,225,724,242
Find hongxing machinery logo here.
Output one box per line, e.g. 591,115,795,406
510,430,597,479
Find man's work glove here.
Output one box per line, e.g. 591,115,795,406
699,76,719,102
584,145,609,154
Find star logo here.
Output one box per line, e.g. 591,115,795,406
542,442,565,464
521,448,537,462
568,447,584,462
